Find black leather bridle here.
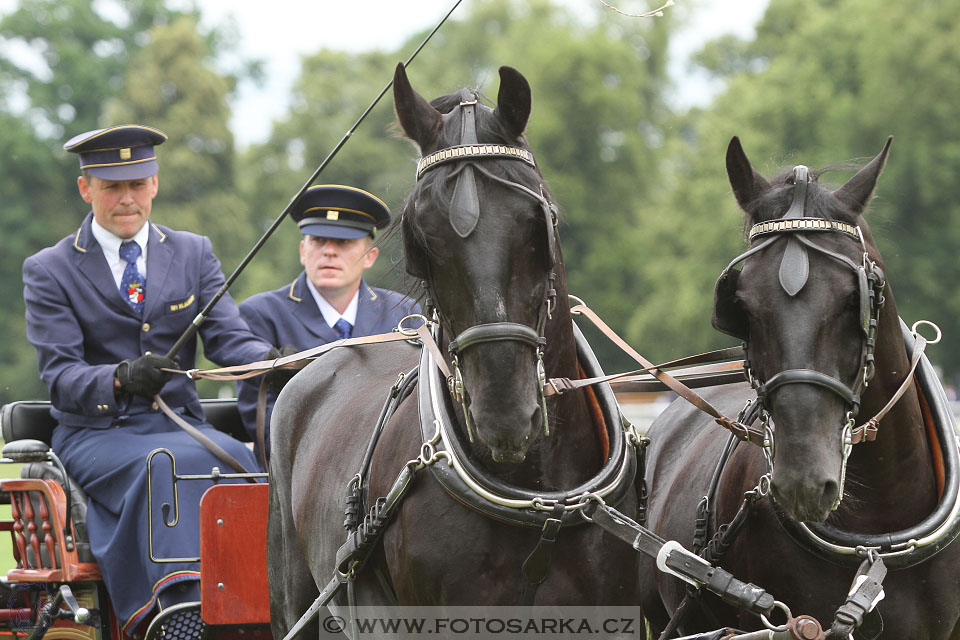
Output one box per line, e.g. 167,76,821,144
712,165,886,509
414,94,559,441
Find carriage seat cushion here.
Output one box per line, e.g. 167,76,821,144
1,398,248,447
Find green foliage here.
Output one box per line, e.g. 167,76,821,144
235,0,672,370
4,0,960,405
0,1,253,403
628,0,960,381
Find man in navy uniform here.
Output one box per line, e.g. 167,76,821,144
22,125,274,636
236,185,420,460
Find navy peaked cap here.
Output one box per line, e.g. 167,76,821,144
292,185,391,240
64,124,167,181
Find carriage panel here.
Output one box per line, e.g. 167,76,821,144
199,483,269,625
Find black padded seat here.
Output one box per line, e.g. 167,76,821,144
1,398,248,447
1,398,247,560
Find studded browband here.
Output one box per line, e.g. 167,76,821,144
416,144,536,179
748,218,859,242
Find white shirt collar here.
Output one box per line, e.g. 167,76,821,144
90,217,150,282
305,275,360,328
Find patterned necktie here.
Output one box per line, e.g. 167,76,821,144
334,318,353,340
119,241,146,314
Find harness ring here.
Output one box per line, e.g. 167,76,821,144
760,600,792,632
397,314,429,337
911,319,942,345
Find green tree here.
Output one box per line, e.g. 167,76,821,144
629,0,960,382
236,0,673,371
0,0,191,136
0,2,254,403
105,16,252,263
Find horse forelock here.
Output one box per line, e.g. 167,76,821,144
746,167,863,228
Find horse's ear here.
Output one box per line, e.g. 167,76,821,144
393,63,442,151
833,136,893,214
726,136,771,211
495,66,531,139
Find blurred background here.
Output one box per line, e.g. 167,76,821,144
2,0,959,413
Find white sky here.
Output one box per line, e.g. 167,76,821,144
0,0,770,147
196,0,769,147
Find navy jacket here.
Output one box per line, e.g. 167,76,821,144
22,212,271,628
236,272,421,446
23,213,273,426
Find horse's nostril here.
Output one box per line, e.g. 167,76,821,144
820,480,840,513
531,404,543,429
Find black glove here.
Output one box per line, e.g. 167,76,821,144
115,353,179,398
264,344,300,390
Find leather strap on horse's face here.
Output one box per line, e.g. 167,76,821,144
779,165,812,296
450,95,481,238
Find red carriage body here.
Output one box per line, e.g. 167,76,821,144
0,399,272,640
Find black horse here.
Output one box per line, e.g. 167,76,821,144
267,65,642,638
639,137,960,638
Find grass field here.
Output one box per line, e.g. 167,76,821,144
0,456,23,573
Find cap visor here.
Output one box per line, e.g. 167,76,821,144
85,159,159,181
299,223,371,240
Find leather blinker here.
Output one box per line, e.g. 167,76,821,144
713,268,748,340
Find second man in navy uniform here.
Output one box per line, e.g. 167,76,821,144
236,185,421,460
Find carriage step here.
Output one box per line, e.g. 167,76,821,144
144,602,206,640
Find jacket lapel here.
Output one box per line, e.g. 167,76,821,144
352,279,381,337
143,222,173,319
291,272,339,342
73,214,140,318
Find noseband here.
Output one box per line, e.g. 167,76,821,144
714,166,886,510
415,94,560,441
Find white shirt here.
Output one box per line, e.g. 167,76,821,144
305,277,359,329
91,218,149,287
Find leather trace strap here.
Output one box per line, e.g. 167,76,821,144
546,346,745,396
153,393,257,481
569,302,764,446
850,329,928,444
255,378,270,470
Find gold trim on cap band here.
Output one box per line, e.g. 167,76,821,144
81,156,157,169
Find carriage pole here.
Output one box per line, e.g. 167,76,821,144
164,0,465,360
